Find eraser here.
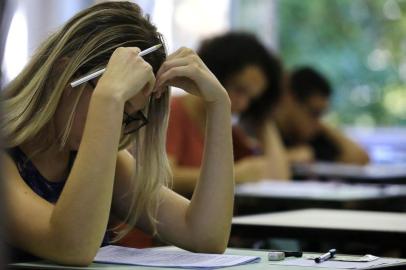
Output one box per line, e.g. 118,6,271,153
268,251,285,261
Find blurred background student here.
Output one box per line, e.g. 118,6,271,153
237,66,369,181
273,67,370,165
166,32,290,196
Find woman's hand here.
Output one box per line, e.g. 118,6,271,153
95,47,156,103
235,156,268,183
287,145,315,164
155,47,228,103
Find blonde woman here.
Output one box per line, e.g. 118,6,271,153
1,1,233,266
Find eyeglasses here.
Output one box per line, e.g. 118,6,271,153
123,110,148,135
87,80,149,135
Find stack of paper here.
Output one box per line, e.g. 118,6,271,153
94,245,260,269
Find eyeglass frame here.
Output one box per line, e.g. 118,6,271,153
122,109,149,135
87,79,149,135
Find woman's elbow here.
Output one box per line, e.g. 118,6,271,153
59,257,93,267
360,151,370,165
44,242,99,267
351,151,370,165
192,236,228,254
193,244,227,254
208,243,227,254
51,252,94,267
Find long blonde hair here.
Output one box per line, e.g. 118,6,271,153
1,1,171,241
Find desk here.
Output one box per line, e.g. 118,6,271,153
9,247,406,270
292,162,406,184
344,126,406,164
235,181,406,214
232,209,406,253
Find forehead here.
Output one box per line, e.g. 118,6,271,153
239,65,266,81
304,94,329,109
229,65,268,95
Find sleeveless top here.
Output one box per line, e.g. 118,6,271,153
6,147,110,262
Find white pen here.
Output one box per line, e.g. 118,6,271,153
70,44,162,87
315,249,336,263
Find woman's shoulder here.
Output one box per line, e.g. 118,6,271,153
2,150,24,185
115,149,135,175
2,148,21,169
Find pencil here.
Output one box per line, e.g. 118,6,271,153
70,44,162,88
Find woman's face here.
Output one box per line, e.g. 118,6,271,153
285,93,329,142
225,65,268,115
55,80,149,151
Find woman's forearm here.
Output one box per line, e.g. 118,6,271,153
169,164,200,196
262,123,291,180
186,96,234,252
321,124,370,165
49,92,124,263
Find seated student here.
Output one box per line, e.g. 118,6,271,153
1,1,234,265
273,67,370,164
238,54,291,182
167,32,290,196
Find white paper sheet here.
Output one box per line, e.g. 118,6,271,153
306,254,379,262
94,245,260,269
269,256,405,269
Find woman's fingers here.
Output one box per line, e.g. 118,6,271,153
142,67,157,97
155,65,201,99
166,46,192,61
126,47,157,97
154,51,201,98
157,66,194,87
99,46,160,102
153,46,227,102
156,47,201,79
128,47,141,55
156,58,191,81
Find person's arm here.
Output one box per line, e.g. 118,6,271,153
286,145,315,164
4,47,155,266
320,123,370,165
260,121,291,180
232,121,291,184
161,96,233,252
168,157,200,195
113,47,234,253
4,93,122,266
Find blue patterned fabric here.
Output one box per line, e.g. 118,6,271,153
8,147,69,203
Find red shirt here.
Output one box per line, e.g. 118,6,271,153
167,97,204,167
167,96,258,167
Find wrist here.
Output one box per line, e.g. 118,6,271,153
93,76,127,105
205,90,231,110
91,89,125,113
